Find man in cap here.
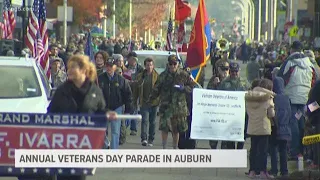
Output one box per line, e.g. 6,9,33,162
218,61,250,149
98,58,133,149
147,54,197,149
124,52,144,136
50,58,67,88
278,41,318,160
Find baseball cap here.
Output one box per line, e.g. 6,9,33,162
105,58,115,66
229,62,240,72
168,55,178,63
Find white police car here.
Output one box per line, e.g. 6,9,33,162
0,56,53,113
135,50,187,73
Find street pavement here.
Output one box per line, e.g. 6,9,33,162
3,62,295,180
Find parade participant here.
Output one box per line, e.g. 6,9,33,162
113,54,127,72
207,61,230,149
214,51,229,76
50,58,67,88
246,79,275,179
98,58,133,149
269,77,291,177
246,56,261,83
148,55,197,149
43,55,117,180
133,57,159,146
278,41,317,160
124,52,144,136
306,80,320,169
218,62,250,149
94,51,108,77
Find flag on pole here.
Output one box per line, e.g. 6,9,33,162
84,32,94,62
2,0,16,39
25,0,40,58
185,0,211,82
165,13,173,51
38,0,50,78
175,0,191,22
25,0,50,78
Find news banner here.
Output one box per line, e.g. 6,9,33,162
0,89,251,176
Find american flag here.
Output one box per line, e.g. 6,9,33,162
84,32,94,62
25,0,50,78
2,0,16,39
308,101,320,112
165,14,173,51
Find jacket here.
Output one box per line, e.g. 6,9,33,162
273,77,292,140
278,52,318,104
148,69,196,117
306,80,320,125
133,69,160,107
245,87,275,135
47,80,106,114
98,72,133,113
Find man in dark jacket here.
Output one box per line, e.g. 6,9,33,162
98,58,133,149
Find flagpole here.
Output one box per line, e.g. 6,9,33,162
129,0,132,40
63,0,67,46
22,0,26,47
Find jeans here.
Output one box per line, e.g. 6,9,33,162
140,106,157,142
249,135,269,173
270,139,288,175
289,104,305,157
130,119,137,132
105,106,123,149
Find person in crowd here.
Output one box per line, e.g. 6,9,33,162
113,54,127,72
305,50,320,74
148,55,197,149
98,58,133,149
277,41,317,160
271,67,280,80
178,68,199,149
133,58,159,146
41,55,117,180
214,51,229,76
207,61,230,149
306,80,320,169
94,51,108,77
121,47,129,61
269,77,291,177
247,56,261,83
50,58,67,88
6,50,14,56
246,79,275,178
218,62,250,149
124,52,144,136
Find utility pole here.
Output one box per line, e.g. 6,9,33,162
129,0,132,40
22,0,26,47
113,0,115,38
265,0,269,41
258,0,262,41
63,0,67,46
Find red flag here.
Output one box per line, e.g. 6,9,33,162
175,0,191,22
186,0,211,81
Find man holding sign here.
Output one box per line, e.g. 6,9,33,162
148,55,197,149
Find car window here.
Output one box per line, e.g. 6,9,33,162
36,64,51,98
0,66,42,98
136,53,187,69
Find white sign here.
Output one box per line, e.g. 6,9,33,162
15,149,247,168
57,6,73,22
191,89,246,142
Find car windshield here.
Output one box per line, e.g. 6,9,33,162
136,53,187,69
0,66,42,98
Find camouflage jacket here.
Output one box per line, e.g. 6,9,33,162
148,69,196,117
218,77,250,91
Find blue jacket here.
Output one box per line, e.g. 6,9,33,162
273,77,292,141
